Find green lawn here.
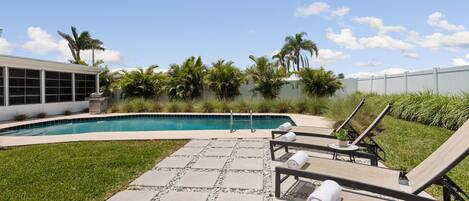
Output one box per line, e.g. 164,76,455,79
374,117,468,200
0,140,187,201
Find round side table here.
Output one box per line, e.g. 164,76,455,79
328,143,359,162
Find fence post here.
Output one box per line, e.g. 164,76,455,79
433,67,439,93
404,71,408,93
370,75,374,93
383,74,387,95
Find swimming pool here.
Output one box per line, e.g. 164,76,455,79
0,114,294,136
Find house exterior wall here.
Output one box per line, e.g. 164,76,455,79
0,55,99,121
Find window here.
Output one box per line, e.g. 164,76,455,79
8,68,41,105
0,67,4,106
75,73,96,101
45,71,72,103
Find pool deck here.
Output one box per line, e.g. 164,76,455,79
0,113,332,147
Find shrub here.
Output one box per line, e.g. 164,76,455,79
150,101,164,112
166,102,182,112
233,100,251,113
36,113,47,118
294,99,308,114
199,100,215,113
182,101,194,112
166,56,206,100
205,60,244,100
128,98,150,112
298,67,342,97
246,55,288,99
306,97,328,115
275,100,292,113
119,65,166,99
217,101,233,113
82,108,89,113
64,110,72,116
14,114,28,121
255,100,272,113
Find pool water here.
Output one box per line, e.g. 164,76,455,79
0,115,294,136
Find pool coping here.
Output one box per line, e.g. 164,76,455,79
0,113,332,147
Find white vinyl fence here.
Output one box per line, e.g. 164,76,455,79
343,65,469,95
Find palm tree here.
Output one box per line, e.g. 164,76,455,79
90,39,105,66
57,26,104,65
119,65,166,98
280,32,318,71
166,56,206,100
99,67,120,96
246,55,288,99
297,67,342,97
205,59,244,100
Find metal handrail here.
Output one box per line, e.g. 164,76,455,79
230,110,234,133
250,110,255,133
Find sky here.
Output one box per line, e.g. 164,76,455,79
1,0,469,78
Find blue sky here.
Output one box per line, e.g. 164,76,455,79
1,1,469,77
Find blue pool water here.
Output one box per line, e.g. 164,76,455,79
0,115,294,136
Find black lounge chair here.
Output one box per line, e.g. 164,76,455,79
274,119,469,201
269,104,391,166
272,99,365,137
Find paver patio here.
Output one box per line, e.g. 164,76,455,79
108,138,388,201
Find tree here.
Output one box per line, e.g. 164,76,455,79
119,65,166,98
57,26,105,65
166,56,206,100
277,32,318,71
246,55,288,99
99,67,120,96
205,59,244,100
297,67,342,97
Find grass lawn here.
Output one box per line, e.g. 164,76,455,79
0,140,188,201
374,117,468,200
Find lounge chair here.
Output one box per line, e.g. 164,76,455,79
270,104,391,165
272,99,365,138
274,119,469,201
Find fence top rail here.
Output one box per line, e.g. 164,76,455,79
355,65,469,81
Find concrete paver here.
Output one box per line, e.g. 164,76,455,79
229,158,264,170
107,190,157,201
175,170,220,188
192,157,228,169
222,172,264,190
160,191,209,201
155,157,193,168
130,170,177,186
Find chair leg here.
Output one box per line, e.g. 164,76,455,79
275,172,281,197
284,145,289,153
269,142,276,160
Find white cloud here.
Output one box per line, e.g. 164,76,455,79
353,16,406,34
22,27,58,54
327,28,412,50
419,31,469,50
314,49,349,65
354,61,383,67
359,35,412,50
346,68,411,79
21,26,122,65
404,52,419,59
427,12,465,31
295,2,329,17
0,38,14,54
326,28,362,49
451,54,469,66
330,7,350,17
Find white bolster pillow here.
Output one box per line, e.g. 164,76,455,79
278,122,292,131
307,180,342,201
279,131,296,142
286,150,308,169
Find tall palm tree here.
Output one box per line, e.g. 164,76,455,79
57,26,104,65
90,39,105,66
280,32,318,71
